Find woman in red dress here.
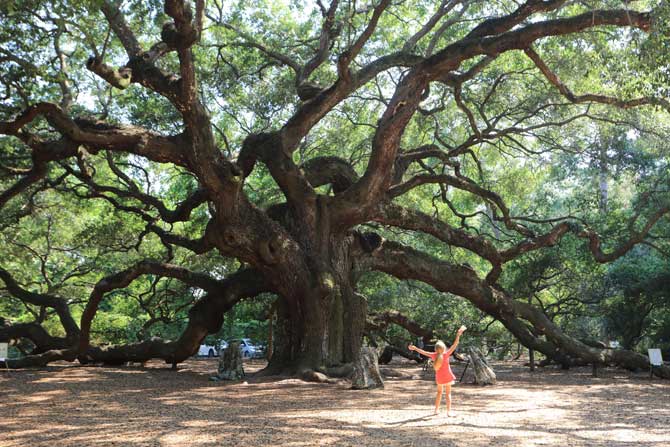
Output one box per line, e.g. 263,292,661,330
409,325,466,416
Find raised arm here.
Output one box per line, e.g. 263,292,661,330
408,344,434,358
446,326,467,356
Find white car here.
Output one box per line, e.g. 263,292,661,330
229,338,262,358
197,340,228,357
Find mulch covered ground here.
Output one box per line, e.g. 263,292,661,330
2,358,669,446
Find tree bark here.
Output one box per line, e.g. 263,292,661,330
211,341,245,381
351,346,384,389
466,347,497,385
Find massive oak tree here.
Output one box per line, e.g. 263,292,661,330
1,0,669,378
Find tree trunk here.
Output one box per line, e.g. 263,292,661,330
351,346,384,389
264,233,367,374
211,341,244,381
266,282,367,372
598,144,608,214
466,347,497,385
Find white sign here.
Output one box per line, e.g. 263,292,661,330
0,342,7,360
648,348,663,366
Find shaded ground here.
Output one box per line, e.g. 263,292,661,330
2,358,669,446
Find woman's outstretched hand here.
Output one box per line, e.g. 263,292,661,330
458,325,467,335
408,344,416,351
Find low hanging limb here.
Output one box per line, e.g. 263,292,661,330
367,310,467,362
0,263,270,368
362,239,670,379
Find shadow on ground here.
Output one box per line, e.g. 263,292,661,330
1,358,669,446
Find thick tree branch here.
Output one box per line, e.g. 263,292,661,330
387,172,535,237
337,0,390,80
0,267,80,338
465,0,568,39
334,9,652,227
100,0,143,57
0,322,71,354
360,239,670,377
402,0,461,53
525,46,670,113
300,0,340,85
78,259,248,353
374,203,502,265
1,103,189,167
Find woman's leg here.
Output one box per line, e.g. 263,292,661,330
434,384,444,414
445,383,453,416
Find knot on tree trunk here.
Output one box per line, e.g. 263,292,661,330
258,236,281,265
296,82,324,101
85,57,132,90
356,231,382,253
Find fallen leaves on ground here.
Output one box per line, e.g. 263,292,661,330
1,358,669,446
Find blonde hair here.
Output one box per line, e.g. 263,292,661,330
435,340,447,352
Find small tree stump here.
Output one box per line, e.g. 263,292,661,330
351,346,384,389
466,347,496,385
210,341,244,381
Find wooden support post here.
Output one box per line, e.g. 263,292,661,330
466,347,496,385
459,358,470,382
529,348,535,371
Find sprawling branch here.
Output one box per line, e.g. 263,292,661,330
0,103,189,167
525,46,670,113
0,322,71,353
388,172,534,237
337,0,391,80
301,0,340,86
99,1,181,101
374,203,502,265
65,155,210,224
334,8,652,226
78,260,231,353
164,0,202,109
465,0,568,39
100,0,143,57
2,267,271,368
402,0,462,53
360,239,670,378
280,52,425,152
0,161,52,211
0,267,80,338
577,205,670,263
78,267,270,365
219,22,301,73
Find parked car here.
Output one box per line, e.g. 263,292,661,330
197,340,228,357
229,338,262,358
256,342,268,357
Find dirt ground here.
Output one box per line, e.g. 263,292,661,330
1,358,669,447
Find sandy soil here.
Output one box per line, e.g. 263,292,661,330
1,358,669,447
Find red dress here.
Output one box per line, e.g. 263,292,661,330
430,352,456,384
